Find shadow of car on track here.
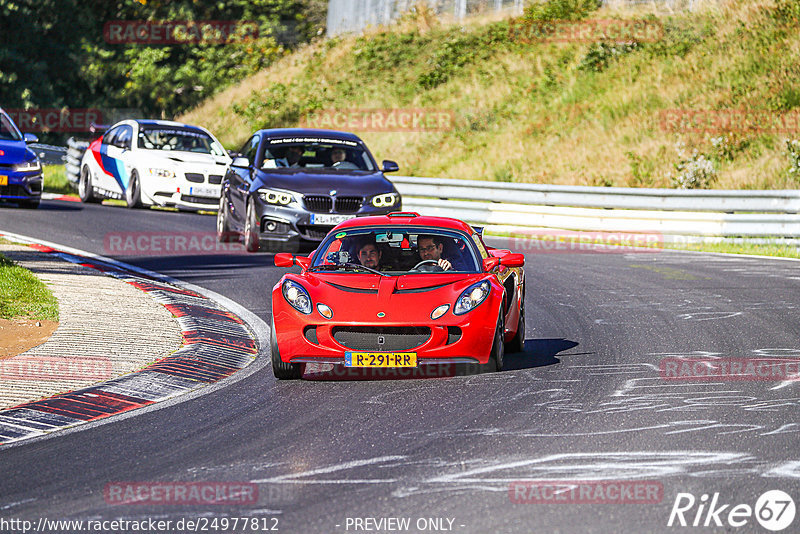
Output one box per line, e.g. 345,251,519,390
501,338,578,371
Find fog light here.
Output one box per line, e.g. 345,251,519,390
266,221,277,232
431,304,450,320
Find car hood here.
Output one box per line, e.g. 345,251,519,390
295,272,488,322
0,141,36,164
143,151,230,167
253,170,394,195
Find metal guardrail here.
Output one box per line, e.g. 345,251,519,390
29,143,67,166
393,176,800,239
65,138,89,186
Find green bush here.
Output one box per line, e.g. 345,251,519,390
522,0,602,22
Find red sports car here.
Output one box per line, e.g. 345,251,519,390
270,212,525,379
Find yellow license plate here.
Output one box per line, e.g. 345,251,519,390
345,352,417,367
0,175,7,186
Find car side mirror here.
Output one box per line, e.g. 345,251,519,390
499,253,524,268
23,133,39,144
482,257,500,271
232,157,250,168
274,253,310,270
381,160,399,173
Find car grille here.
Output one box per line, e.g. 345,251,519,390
335,196,362,213
332,326,431,351
185,173,204,183
208,174,223,184
0,185,30,197
304,195,333,213
297,224,332,240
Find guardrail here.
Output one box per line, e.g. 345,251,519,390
65,138,89,186
29,143,67,166
392,176,800,239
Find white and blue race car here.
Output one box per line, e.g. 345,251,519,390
79,119,231,211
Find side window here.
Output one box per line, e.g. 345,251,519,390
471,234,489,260
115,126,133,149
102,127,120,146
238,136,258,165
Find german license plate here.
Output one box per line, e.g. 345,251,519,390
189,185,217,197
311,213,354,225
0,175,7,186
344,352,417,367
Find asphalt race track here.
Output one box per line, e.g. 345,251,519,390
1,199,799,533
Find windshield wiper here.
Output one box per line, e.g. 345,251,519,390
308,262,388,276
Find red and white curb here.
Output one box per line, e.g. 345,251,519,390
0,232,263,445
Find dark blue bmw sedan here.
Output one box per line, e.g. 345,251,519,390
0,107,43,209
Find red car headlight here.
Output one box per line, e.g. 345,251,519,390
282,280,312,314
453,281,490,315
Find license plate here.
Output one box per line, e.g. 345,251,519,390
345,352,417,367
311,213,354,225
188,185,218,197
0,175,7,186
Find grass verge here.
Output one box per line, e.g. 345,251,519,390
43,165,75,195
0,252,59,321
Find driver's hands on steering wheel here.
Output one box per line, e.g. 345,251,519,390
436,258,452,271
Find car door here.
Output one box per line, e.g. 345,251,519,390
97,124,132,196
227,135,260,229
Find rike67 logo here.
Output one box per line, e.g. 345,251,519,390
668,490,796,531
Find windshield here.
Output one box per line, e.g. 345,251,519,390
261,137,376,171
137,126,226,156
0,111,23,141
311,227,480,275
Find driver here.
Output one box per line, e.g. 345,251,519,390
417,235,454,271
358,239,383,270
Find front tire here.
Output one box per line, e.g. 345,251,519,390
125,170,142,209
217,194,234,242
78,165,97,203
244,198,262,253
271,319,302,380
483,313,505,373
506,290,525,353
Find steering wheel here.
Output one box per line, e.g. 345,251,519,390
410,259,444,272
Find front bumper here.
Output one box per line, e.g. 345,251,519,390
254,197,401,245
0,170,42,203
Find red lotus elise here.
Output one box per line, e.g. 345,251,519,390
270,212,525,379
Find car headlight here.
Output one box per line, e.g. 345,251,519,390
453,281,491,315
282,280,312,314
371,192,399,208
13,159,41,173
259,188,294,206
148,168,176,178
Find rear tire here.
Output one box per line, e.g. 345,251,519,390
271,319,302,380
483,314,505,373
125,170,142,209
78,166,97,203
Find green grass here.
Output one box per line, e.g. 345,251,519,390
42,165,75,196
0,252,59,321
180,0,800,190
